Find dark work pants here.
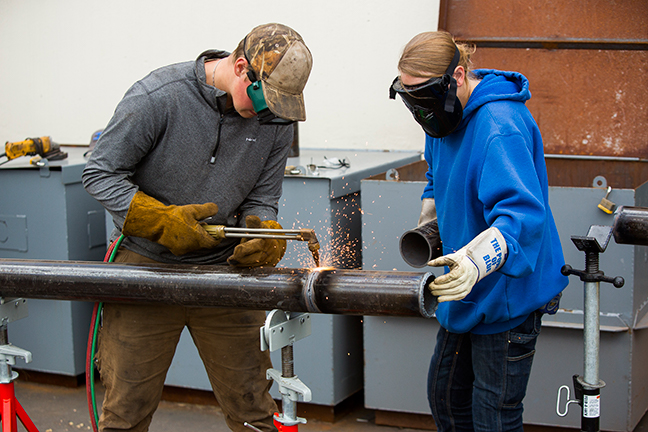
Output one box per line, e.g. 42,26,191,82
97,249,277,432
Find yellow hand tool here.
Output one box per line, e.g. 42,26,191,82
1,136,67,165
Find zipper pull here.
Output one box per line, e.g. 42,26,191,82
210,114,224,164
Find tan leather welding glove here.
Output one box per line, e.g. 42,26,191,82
227,215,287,268
122,191,221,256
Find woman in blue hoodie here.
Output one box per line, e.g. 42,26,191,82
390,31,569,431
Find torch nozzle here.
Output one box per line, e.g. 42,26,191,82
302,230,321,267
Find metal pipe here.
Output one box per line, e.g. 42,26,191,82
0,259,437,318
613,206,648,246
583,280,600,386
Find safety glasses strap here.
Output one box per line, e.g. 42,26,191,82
443,46,460,113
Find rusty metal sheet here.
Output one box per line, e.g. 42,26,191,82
440,0,648,43
365,160,427,182
471,48,648,158
368,158,648,195
545,158,648,189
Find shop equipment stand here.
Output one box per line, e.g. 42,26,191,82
0,298,39,432
556,225,624,432
245,310,312,432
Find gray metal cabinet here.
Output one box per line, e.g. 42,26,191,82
0,147,106,376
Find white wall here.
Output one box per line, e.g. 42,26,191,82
0,0,438,151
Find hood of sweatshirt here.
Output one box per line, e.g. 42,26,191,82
456,69,531,132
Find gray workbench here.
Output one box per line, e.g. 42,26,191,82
0,146,106,376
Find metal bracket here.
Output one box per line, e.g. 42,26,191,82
0,298,28,326
561,226,625,287
386,168,400,181
572,225,613,253
36,158,51,177
0,344,32,365
0,297,31,384
0,342,32,384
266,368,312,403
260,310,311,353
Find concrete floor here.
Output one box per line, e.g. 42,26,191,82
12,379,418,432
10,377,648,432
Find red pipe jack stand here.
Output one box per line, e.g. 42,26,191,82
245,310,312,432
0,298,39,432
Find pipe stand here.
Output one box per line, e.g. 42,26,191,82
557,225,624,431
259,310,312,432
0,298,39,432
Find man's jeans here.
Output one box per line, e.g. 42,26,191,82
428,311,542,432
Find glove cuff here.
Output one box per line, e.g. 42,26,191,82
418,198,437,227
464,227,507,281
122,191,165,237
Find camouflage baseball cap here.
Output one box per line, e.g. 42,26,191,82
244,23,313,122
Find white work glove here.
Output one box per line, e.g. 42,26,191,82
428,227,507,302
418,198,437,226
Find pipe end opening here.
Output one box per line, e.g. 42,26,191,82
420,272,438,318
400,231,433,268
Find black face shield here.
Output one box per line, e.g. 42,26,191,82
390,46,463,138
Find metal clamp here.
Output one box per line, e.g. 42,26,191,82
0,344,32,365
0,344,32,384
556,374,605,420
266,369,312,404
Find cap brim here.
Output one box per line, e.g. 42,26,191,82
262,84,306,122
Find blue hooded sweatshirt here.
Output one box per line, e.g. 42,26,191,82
422,69,569,335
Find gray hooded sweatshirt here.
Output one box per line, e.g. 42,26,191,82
82,51,293,264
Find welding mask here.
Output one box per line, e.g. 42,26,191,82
390,47,463,138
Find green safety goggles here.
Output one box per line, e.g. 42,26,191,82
246,71,295,125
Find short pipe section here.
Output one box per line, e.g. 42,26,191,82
306,268,437,318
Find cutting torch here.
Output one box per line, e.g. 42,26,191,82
204,225,321,267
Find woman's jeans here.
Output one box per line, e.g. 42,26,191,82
428,311,542,432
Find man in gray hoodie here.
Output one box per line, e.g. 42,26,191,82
82,23,313,432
